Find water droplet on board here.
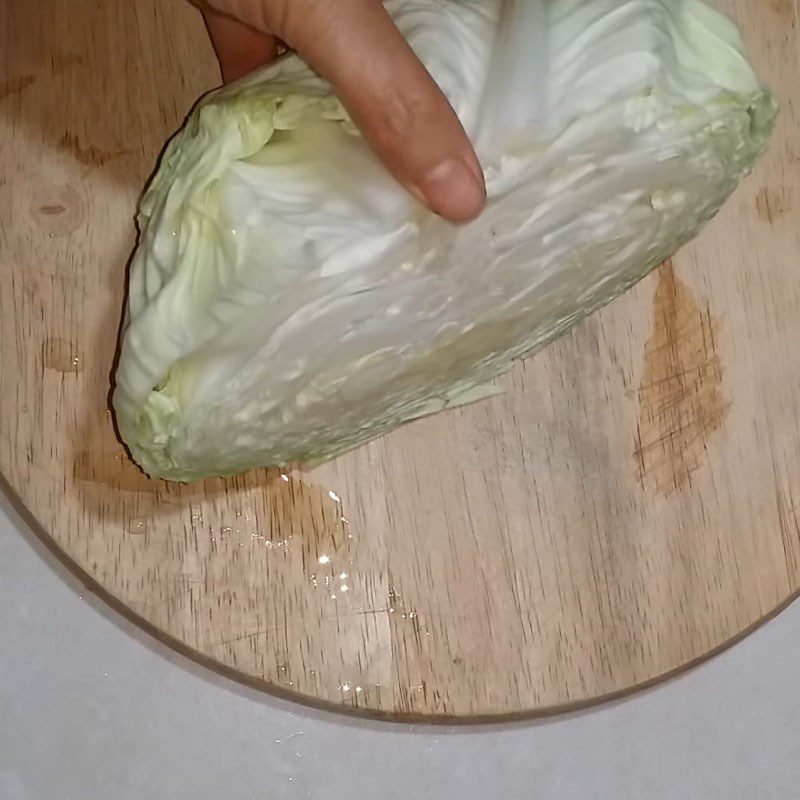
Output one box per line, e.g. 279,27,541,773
41,337,81,373
127,518,148,535
263,471,352,568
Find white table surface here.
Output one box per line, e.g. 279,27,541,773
1,491,798,800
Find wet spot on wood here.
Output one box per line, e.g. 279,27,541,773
42,337,81,373
634,262,730,495
74,446,162,494
261,473,351,569
72,419,352,564
127,518,149,536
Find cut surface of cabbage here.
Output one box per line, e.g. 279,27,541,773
114,0,776,481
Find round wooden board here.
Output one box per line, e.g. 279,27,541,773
2,0,799,721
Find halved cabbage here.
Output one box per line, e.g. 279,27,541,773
114,0,776,481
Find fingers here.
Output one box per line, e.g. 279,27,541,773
202,0,486,220
282,0,486,221
202,8,279,83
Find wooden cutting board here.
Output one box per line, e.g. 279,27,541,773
1,0,798,721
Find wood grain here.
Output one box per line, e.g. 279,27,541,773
1,0,798,720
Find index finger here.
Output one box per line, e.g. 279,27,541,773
213,0,486,221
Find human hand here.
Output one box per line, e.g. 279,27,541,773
199,0,486,221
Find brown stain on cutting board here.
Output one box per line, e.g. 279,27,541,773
29,184,85,236
634,262,730,495
58,132,131,169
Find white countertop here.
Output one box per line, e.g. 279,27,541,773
1,492,798,800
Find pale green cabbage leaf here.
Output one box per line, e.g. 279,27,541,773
114,0,777,481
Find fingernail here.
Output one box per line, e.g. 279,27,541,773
414,156,486,222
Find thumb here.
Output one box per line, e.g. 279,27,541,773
210,0,486,221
